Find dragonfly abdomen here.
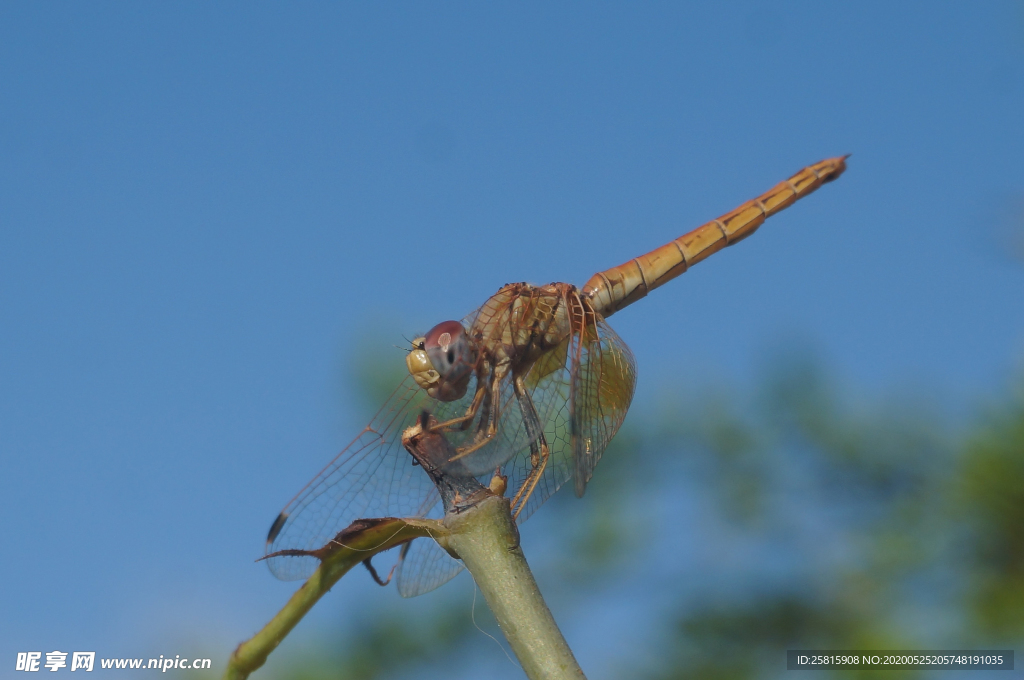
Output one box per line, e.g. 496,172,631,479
583,156,848,317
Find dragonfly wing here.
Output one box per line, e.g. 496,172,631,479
388,381,571,568
435,299,552,477
395,537,466,597
265,374,478,582
569,310,636,497
504,300,635,519
505,352,575,522
461,299,634,522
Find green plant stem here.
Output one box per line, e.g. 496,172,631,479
223,517,446,680
226,423,585,680
443,494,587,680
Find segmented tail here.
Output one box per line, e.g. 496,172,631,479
583,156,848,318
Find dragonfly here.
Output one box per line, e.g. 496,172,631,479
265,156,848,596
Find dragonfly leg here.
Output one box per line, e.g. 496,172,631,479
510,445,549,520
509,375,550,519
429,380,487,432
362,554,398,586
446,366,505,462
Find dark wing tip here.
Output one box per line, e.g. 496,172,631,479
267,511,289,545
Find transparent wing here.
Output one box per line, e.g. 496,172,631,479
504,350,575,522
406,298,567,480
568,306,636,497
435,368,547,477
501,295,636,521
395,537,466,597
264,374,476,581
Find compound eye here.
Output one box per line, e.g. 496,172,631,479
424,320,471,380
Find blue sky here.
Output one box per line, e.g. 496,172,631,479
1,2,1023,676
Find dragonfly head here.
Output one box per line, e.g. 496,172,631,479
406,320,474,401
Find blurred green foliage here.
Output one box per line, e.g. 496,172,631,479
960,383,1024,639
223,343,1024,680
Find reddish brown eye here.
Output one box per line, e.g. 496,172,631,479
424,320,464,352
422,320,473,400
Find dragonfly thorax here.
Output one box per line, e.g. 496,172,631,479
468,282,577,372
